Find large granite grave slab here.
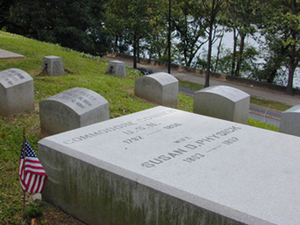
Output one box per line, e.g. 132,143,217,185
107,60,126,78
0,68,34,116
42,56,65,75
39,87,109,135
194,85,250,124
39,106,300,225
279,104,300,136
135,72,178,107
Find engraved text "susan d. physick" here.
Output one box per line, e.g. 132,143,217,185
141,125,242,168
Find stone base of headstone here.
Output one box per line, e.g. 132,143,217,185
279,104,300,136
0,68,34,116
39,87,109,135
135,72,178,107
106,60,126,78
42,56,65,76
39,106,300,225
194,85,250,124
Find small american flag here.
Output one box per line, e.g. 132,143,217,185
18,139,47,193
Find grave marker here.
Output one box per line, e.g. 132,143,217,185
0,68,34,116
279,104,300,136
107,60,126,78
38,106,300,225
135,72,178,107
39,87,109,135
194,85,250,124
42,56,65,76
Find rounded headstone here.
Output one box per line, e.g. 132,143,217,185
135,72,178,107
193,85,250,124
0,68,34,116
39,87,109,135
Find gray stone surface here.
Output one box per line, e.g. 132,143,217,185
39,87,109,135
39,106,300,225
135,72,178,107
107,60,126,78
0,68,34,116
194,85,250,124
0,48,24,60
279,104,300,136
42,56,65,76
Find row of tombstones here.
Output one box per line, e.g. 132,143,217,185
0,58,299,137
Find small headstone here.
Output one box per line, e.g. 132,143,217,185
279,104,300,136
194,85,250,124
135,72,178,107
0,68,34,116
39,106,300,225
39,87,109,135
106,60,126,78
42,56,65,76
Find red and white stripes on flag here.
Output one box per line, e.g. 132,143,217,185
18,139,48,193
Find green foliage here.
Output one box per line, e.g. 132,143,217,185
6,0,112,56
258,0,300,93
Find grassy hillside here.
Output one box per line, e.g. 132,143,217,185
0,31,278,224
0,31,194,224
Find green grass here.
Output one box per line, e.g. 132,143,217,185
250,96,291,112
0,31,285,223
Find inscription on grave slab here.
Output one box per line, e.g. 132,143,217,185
39,106,300,225
0,68,34,116
39,87,109,135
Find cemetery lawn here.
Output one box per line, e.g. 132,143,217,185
0,31,280,224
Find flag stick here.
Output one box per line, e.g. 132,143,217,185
22,127,26,219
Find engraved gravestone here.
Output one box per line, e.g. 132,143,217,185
107,60,126,78
194,85,250,124
42,56,65,76
135,72,178,107
38,106,300,225
0,68,34,116
39,87,109,135
279,104,300,136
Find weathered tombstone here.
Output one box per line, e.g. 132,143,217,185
39,106,300,225
279,104,300,136
0,68,34,116
39,87,109,135
42,56,65,76
106,60,126,78
135,72,178,107
194,85,250,124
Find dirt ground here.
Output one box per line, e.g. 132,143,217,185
23,194,85,225
36,203,85,225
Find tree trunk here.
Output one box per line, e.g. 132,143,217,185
235,33,245,76
231,28,237,76
286,44,296,95
137,38,140,63
133,32,137,69
214,27,225,71
205,12,214,87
